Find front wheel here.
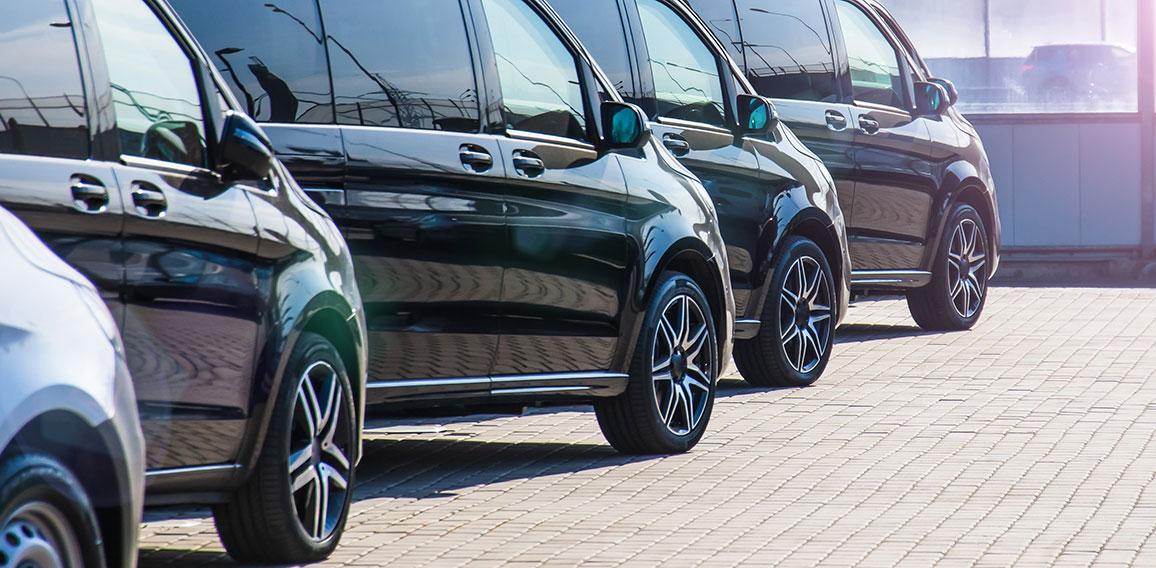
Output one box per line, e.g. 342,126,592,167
734,236,836,387
595,271,718,455
907,203,989,331
213,332,356,564
0,455,106,568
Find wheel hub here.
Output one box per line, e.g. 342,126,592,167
671,349,687,380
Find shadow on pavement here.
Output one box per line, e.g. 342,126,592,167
354,437,657,500
835,323,938,344
137,549,236,568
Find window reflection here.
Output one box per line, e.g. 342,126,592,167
0,1,88,159
323,0,480,132
482,0,588,140
837,1,905,109
637,0,727,128
93,0,207,167
725,0,839,103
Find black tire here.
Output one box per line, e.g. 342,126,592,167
595,271,718,455
0,454,106,568
734,236,836,387
213,332,356,564
907,203,989,331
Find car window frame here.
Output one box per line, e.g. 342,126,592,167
95,0,224,176
632,0,737,134
474,0,601,149
832,0,915,114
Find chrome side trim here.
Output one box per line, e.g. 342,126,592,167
655,116,734,135
489,372,628,384
367,377,489,390
851,270,933,287
506,128,597,151
145,464,240,478
734,319,762,340
491,386,594,396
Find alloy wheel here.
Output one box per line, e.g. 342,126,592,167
0,501,84,568
288,361,352,542
651,293,714,436
947,218,987,319
778,256,833,374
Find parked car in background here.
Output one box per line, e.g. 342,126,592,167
171,0,734,456
0,0,367,562
551,0,851,388
1022,43,1137,104
684,0,1001,331
0,206,144,568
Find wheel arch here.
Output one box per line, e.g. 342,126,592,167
925,161,997,272
1,410,133,568
750,207,843,320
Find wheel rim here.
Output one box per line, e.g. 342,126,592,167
947,218,987,319
288,361,351,542
651,293,714,436
1,501,84,568
778,255,833,374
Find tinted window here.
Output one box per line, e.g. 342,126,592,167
684,0,745,65
323,0,479,132
548,0,634,100
0,1,88,159
734,0,838,102
636,0,726,127
836,1,904,108
169,0,334,124
93,0,208,168
482,0,587,140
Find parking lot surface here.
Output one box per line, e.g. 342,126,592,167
139,286,1156,567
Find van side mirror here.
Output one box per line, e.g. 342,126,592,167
601,101,651,150
737,94,778,136
215,111,275,181
914,82,952,116
929,77,959,106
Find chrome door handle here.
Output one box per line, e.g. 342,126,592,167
825,110,848,131
459,145,493,173
661,134,691,156
859,117,880,135
512,152,545,178
70,176,109,213
131,186,167,218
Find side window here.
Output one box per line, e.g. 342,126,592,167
168,0,334,124
636,0,727,128
93,0,207,168
482,0,588,141
735,0,838,102
684,0,745,66
0,1,89,159
323,0,479,132
835,1,905,109
548,0,634,101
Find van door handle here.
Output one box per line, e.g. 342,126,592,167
825,110,848,131
859,117,881,135
70,176,109,213
512,151,545,178
131,185,167,218
459,145,493,173
661,134,691,156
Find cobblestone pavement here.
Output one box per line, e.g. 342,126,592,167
139,286,1156,567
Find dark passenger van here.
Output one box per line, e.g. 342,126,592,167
0,0,367,562
172,0,735,457
550,0,851,387
685,0,1001,331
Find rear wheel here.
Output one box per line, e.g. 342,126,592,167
734,236,835,387
595,271,718,455
907,203,989,331
0,454,106,568
213,332,356,564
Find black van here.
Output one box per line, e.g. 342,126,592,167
550,0,852,386
683,0,1001,331
172,0,735,457
0,0,367,562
